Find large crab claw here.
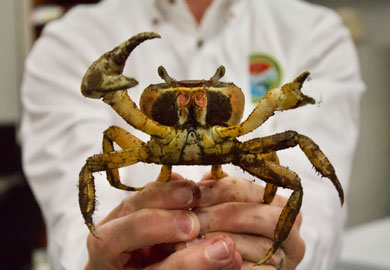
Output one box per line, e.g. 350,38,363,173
81,32,161,98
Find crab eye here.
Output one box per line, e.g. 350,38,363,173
192,92,207,107
151,91,179,126
206,91,232,125
177,92,190,107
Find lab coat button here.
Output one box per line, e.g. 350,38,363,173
197,39,204,48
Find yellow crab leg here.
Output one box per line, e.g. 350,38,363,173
156,165,172,182
260,152,280,204
103,125,145,150
241,130,344,205
81,32,173,138
211,164,224,180
236,154,303,266
79,147,147,237
102,125,145,190
214,72,314,140
264,182,278,204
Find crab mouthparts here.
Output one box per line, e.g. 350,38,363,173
185,127,198,145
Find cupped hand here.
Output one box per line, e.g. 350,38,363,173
192,173,305,270
85,173,242,270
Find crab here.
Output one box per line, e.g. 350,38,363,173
78,32,344,265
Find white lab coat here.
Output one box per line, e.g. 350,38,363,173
20,0,365,269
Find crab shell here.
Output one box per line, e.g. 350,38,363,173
140,80,245,128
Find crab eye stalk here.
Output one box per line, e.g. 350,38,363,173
158,66,176,85
209,66,225,84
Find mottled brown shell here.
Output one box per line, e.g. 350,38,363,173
140,81,245,127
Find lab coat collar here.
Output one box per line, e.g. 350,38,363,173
155,0,242,38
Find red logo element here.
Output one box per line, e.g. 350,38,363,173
249,62,270,75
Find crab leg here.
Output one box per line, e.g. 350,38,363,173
156,165,172,182
210,164,224,180
79,147,148,237
260,152,280,204
103,126,172,184
102,125,145,190
235,154,303,266
81,32,173,138
241,130,344,205
214,72,314,140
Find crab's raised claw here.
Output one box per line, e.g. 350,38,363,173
81,32,161,99
281,71,315,108
215,71,315,140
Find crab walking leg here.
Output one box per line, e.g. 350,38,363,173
214,72,315,140
102,125,145,190
264,181,278,204
81,32,173,138
236,154,303,266
260,152,280,204
211,164,224,180
156,165,172,182
79,147,147,237
241,130,344,205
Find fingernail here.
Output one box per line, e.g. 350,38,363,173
176,213,194,235
206,240,230,261
173,187,193,206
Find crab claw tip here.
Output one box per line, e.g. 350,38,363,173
295,71,310,84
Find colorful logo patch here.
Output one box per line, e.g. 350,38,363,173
249,53,282,103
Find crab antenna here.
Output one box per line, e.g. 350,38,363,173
209,66,226,83
158,66,176,84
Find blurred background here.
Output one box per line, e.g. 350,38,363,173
0,0,388,269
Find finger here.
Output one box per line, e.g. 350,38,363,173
197,177,287,207
181,232,283,266
145,235,242,270
88,209,199,263
193,232,283,266
196,202,279,237
195,202,301,256
101,179,201,224
170,172,186,181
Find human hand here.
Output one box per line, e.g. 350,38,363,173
191,174,305,270
85,173,242,270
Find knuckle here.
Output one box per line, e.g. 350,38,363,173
132,208,160,222
142,180,162,191
274,193,288,206
215,203,243,228
118,196,136,217
262,205,282,227
221,177,265,203
237,235,274,262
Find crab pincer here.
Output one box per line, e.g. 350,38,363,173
81,32,161,98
